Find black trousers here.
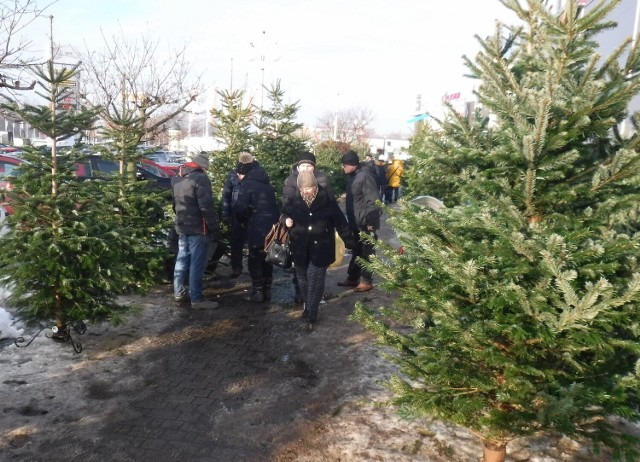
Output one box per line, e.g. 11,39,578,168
346,229,376,283
248,247,273,283
229,220,247,271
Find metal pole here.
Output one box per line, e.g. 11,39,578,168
633,0,640,48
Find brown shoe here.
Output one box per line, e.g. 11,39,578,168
353,282,374,292
337,279,359,287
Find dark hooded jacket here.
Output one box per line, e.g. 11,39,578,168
345,162,382,231
171,163,219,239
233,163,279,248
282,165,332,204
221,169,242,220
282,186,354,268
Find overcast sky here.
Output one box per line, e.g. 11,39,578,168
28,0,518,136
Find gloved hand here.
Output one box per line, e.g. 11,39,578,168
344,235,357,251
365,210,381,229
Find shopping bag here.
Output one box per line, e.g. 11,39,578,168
329,231,345,269
264,217,292,268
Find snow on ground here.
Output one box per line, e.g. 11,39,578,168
0,287,24,340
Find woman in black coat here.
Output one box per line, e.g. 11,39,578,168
233,156,279,302
281,171,355,329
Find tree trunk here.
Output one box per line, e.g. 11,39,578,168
482,441,506,462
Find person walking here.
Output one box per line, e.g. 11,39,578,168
233,153,279,302
282,150,333,304
171,152,220,309
374,154,388,202
337,150,382,292
364,154,375,166
221,153,249,278
282,170,355,329
386,154,405,203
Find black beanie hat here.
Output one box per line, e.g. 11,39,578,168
341,150,359,166
236,160,255,175
297,151,316,166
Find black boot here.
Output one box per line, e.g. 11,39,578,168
244,279,264,302
263,278,272,302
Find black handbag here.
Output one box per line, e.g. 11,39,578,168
264,217,292,268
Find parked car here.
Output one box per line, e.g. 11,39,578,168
0,144,18,153
0,154,25,223
75,155,175,189
0,154,175,225
0,154,22,188
143,151,183,175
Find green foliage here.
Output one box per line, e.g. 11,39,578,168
97,95,172,291
0,60,163,330
356,0,640,458
253,80,308,204
313,140,352,197
209,88,254,199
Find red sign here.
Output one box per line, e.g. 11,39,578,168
442,92,461,102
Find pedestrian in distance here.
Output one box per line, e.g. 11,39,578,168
233,154,280,302
282,150,333,304
282,170,355,330
374,154,388,202
337,150,382,293
221,152,250,278
386,154,405,203
171,152,221,310
364,153,375,166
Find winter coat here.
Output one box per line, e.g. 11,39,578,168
171,163,219,239
374,161,388,188
233,163,279,249
282,166,333,204
345,163,382,231
386,159,405,188
282,186,355,268
221,169,242,220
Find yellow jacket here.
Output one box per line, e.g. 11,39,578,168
386,159,404,188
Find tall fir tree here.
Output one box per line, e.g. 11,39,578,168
353,1,640,460
96,91,171,291
0,60,141,342
209,88,254,201
253,80,308,202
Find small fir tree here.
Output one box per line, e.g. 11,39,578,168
97,98,171,290
353,1,640,460
313,140,353,196
0,60,138,339
253,80,308,202
209,88,254,201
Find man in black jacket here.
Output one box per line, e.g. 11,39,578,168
221,152,251,278
172,152,220,309
233,155,280,302
337,150,382,292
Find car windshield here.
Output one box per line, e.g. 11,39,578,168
139,162,172,178
0,162,21,178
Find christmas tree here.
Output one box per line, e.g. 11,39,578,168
353,1,640,460
0,60,142,347
209,87,255,200
252,80,308,201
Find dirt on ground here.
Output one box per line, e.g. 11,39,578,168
0,214,625,462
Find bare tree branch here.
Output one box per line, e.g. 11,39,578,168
78,26,201,144
316,106,375,144
0,0,58,91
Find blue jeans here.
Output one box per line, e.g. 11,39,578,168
173,234,209,302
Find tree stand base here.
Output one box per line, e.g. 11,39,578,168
482,443,506,462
